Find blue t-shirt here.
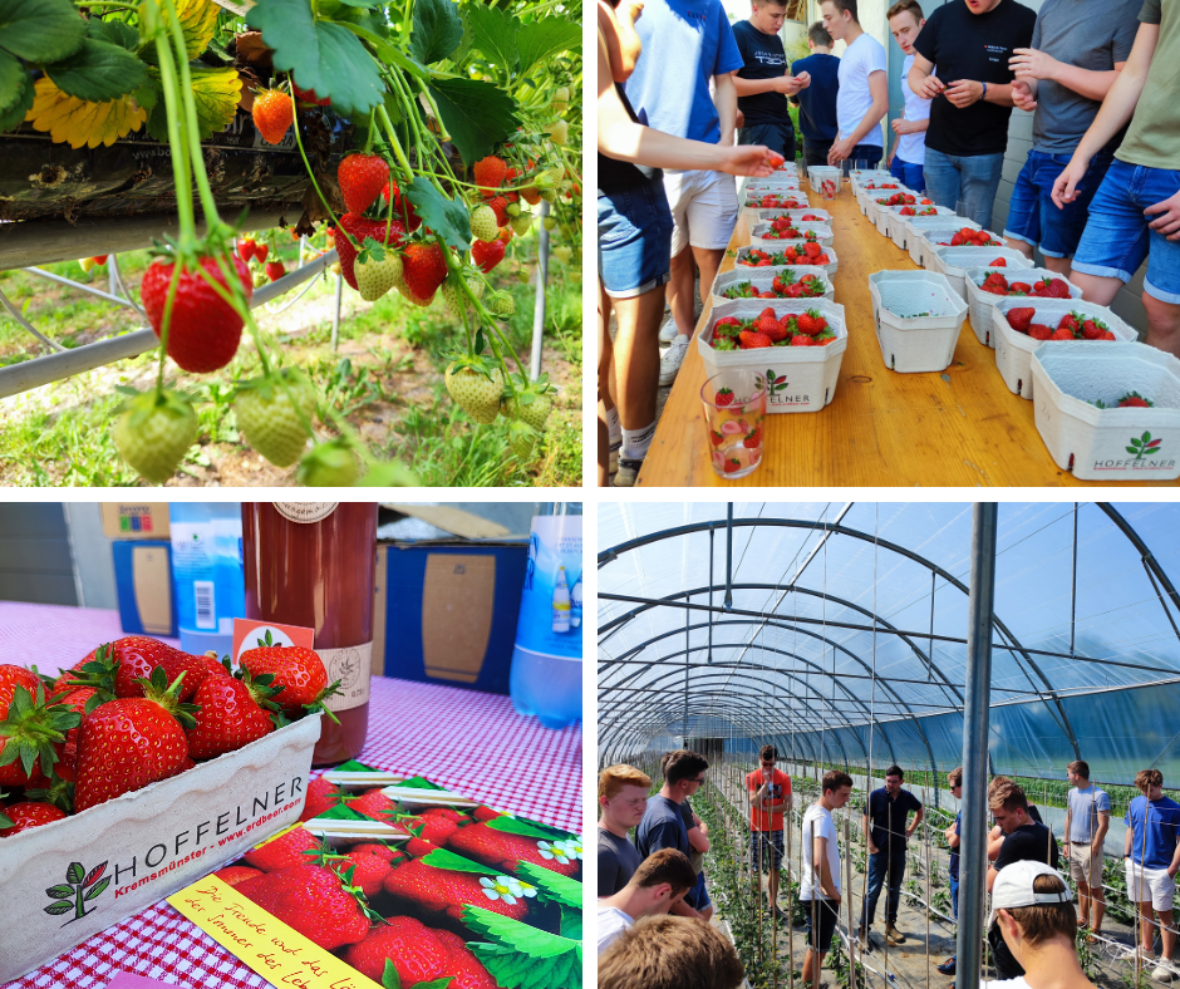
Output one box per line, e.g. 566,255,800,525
636,794,691,859
1126,794,1180,871
867,787,922,851
623,0,744,144
790,52,840,143
949,811,962,880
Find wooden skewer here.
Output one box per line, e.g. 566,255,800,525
303,820,412,839
378,786,479,807
321,770,408,786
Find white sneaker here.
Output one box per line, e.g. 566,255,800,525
1152,962,1175,982
659,336,691,386
659,320,681,344
614,458,642,487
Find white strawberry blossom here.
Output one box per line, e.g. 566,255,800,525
537,839,572,865
480,875,522,905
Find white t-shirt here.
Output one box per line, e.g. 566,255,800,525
801,803,841,900
982,978,1033,989
897,54,932,165
836,32,888,145
598,906,634,954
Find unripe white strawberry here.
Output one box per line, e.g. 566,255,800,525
470,204,499,243
489,291,515,317
552,87,570,112
510,213,533,236
543,216,557,231
354,240,404,301
549,120,568,146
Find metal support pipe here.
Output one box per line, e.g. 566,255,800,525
956,502,998,989
530,201,550,381
725,503,734,611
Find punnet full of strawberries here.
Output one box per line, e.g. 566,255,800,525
1003,307,1118,341
937,227,1003,248
740,244,832,267
722,271,828,300
710,307,838,350
897,205,940,217
977,271,1075,299
0,640,339,836
745,194,807,209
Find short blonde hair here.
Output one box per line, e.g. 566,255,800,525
988,778,1028,813
599,916,745,989
599,764,652,802
886,0,922,22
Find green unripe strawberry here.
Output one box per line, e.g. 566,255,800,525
488,291,515,317
113,390,199,484
470,204,499,243
506,202,522,217
533,169,557,191
508,420,542,461
505,391,552,431
516,269,530,284
543,216,557,231
549,120,568,146
541,189,557,203
297,440,359,487
354,238,404,301
441,275,465,320
466,275,485,300
553,246,572,264
445,360,504,424
233,370,317,468
552,87,570,112
510,213,533,236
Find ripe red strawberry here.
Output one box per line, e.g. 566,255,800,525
300,776,343,821
403,806,468,845
292,82,330,106
796,312,817,336
343,787,408,830
239,645,330,715
0,800,67,837
265,260,286,282
473,156,509,195
343,916,450,984
331,848,395,898
236,864,371,951
445,822,581,878
402,242,449,300
382,857,532,923
1051,326,1075,340
381,178,423,230
989,258,1007,267
1029,323,1053,340
433,928,499,989
1080,318,1104,340
214,865,263,886
73,670,194,812
237,238,257,264
899,206,915,216
1047,278,1072,298
141,254,254,373
337,153,390,214
1058,313,1080,334
739,330,772,349
485,196,510,227
244,825,322,872
815,253,830,264
473,806,501,823
0,665,40,717
803,242,822,259
1117,392,1152,408
335,214,407,290
471,237,506,274
252,89,294,145
185,672,277,760
790,334,814,346
757,314,785,341
1006,308,1035,333
715,387,734,406
1010,282,1032,295
950,232,966,247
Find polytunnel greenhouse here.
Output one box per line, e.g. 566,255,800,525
597,502,1180,989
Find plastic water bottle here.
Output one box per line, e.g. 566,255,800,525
169,503,245,659
510,507,582,730
570,576,582,628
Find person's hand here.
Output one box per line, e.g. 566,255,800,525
830,894,842,906
828,136,854,165
891,117,912,136
735,108,745,131
914,73,945,101
1051,155,1091,209
720,144,777,177
868,843,879,855
1145,189,1180,241
795,70,811,90
945,79,984,108
617,0,644,25
1169,862,1179,880
1009,47,1059,81
1011,79,1038,113
775,75,803,95
886,149,895,167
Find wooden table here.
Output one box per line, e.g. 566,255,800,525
638,186,1178,487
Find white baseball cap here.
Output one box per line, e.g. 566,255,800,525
988,860,1072,929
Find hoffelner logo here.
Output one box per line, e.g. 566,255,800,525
1127,432,1162,460
768,369,788,397
45,860,110,924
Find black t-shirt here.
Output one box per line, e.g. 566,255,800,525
733,20,790,127
599,83,661,197
994,821,1060,871
867,787,923,851
912,0,1037,157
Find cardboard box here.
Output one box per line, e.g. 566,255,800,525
375,541,528,693
0,715,320,984
111,540,177,638
100,503,171,539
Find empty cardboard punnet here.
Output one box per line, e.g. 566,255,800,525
0,715,320,984
422,553,496,683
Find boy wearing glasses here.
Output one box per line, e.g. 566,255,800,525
747,744,793,917
637,749,711,919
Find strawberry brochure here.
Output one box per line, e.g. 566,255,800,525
168,764,583,989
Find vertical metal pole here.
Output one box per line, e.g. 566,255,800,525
530,201,550,381
1070,503,1078,657
725,504,734,611
956,502,998,989
331,269,343,351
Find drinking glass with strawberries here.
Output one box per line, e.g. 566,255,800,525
701,371,767,479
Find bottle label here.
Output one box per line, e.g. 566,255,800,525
274,502,339,524
319,641,373,712
514,516,582,661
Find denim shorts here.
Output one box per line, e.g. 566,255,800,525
597,177,674,299
1073,158,1180,304
1005,150,1113,259
890,156,925,195
750,828,784,871
685,869,712,911
840,144,884,176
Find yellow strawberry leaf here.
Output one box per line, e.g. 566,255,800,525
141,0,219,61
24,77,147,149
189,65,242,138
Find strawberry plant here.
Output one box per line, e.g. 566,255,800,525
0,0,581,486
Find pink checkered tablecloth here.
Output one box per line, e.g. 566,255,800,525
0,603,583,989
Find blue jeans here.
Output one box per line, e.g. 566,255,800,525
923,147,1005,230
1073,158,1180,304
950,871,959,920
890,156,926,195
597,176,674,299
840,144,884,176
741,120,796,162
685,870,712,911
1005,150,1113,259
861,849,907,928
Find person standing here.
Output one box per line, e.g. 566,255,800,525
860,765,924,947
733,0,812,161
908,0,1036,230
886,0,932,192
622,0,744,389
1001,0,1138,276
801,770,853,989
792,22,841,168
661,750,714,921
820,0,888,171
636,749,710,919
1052,0,1180,359
1124,769,1180,981
746,744,793,918
937,767,964,977
598,763,652,896
1063,760,1111,938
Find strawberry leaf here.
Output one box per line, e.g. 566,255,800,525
381,960,402,989
0,70,33,134
410,0,463,65
428,77,519,167
404,177,471,250
516,861,582,908
66,862,85,884
84,877,111,901
559,903,583,940
484,815,569,840
44,900,74,916
0,0,86,63
462,904,580,958
413,980,455,989
420,847,498,876
43,38,147,103
45,884,75,899
466,4,519,72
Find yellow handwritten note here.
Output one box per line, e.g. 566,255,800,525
167,875,383,989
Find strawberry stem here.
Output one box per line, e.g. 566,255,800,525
287,76,358,250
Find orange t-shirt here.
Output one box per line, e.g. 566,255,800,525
746,768,792,832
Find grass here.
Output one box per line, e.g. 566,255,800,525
0,235,583,487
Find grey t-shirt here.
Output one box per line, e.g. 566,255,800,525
1030,0,1139,154
598,826,643,896
1068,784,1111,843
